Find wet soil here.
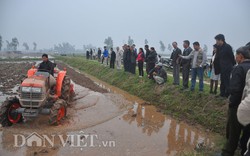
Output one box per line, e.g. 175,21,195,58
0,61,219,156
57,63,108,93
0,62,33,95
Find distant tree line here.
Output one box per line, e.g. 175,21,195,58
54,42,75,53
0,35,37,51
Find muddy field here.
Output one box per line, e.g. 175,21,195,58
0,61,218,156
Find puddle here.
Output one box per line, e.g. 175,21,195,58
0,64,219,156
0,85,19,106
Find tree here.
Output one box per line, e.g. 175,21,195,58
167,43,173,52
54,42,75,53
203,44,208,53
6,40,11,50
104,36,113,50
23,42,29,51
33,42,37,51
144,39,148,45
11,37,19,51
128,36,134,46
83,44,96,52
0,35,2,51
159,41,166,52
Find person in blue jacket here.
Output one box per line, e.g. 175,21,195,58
102,46,109,65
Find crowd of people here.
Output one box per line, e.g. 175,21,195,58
85,34,250,155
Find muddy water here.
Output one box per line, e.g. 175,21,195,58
0,66,217,156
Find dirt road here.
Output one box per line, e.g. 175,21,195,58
0,61,218,156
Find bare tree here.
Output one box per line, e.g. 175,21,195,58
0,35,2,51
144,39,148,45
83,44,96,52
128,36,134,46
104,37,113,50
203,44,208,53
11,37,19,51
54,42,75,53
159,41,166,52
23,42,29,51
167,43,173,52
6,40,11,50
33,42,37,51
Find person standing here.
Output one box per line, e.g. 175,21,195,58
181,40,193,90
116,47,123,70
86,50,90,60
123,44,129,72
215,34,236,98
93,49,96,60
144,45,151,74
102,46,109,65
147,47,158,77
110,48,116,69
171,42,182,85
237,68,250,156
132,44,137,54
209,44,220,94
124,45,131,72
221,45,250,156
179,42,207,91
136,48,145,77
90,49,93,60
98,48,102,62
130,46,137,74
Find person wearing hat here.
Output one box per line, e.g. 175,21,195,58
221,45,250,156
148,62,167,85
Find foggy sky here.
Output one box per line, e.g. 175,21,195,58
0,0,249,54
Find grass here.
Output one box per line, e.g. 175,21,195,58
57,56,228,155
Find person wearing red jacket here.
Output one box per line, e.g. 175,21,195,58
136,48,145,77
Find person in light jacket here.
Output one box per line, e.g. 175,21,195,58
179,42,207,92
116,47,123,70
238,70,250,156
237,44,250,156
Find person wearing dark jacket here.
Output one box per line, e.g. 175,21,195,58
181,40,193,90
221,45,250,156
90,49,93,60
110,48,116,69
86,50,90,60
123,45,131,72
97,48,102,62
144,45,151,74
209,44,220,94
147,47,158,76
38,54,56,88
171,42,182,85
123,45,129,72
38,54,55,76
148,63,167,85
130,46,137,74
136,48,145,77
215,34,236,98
